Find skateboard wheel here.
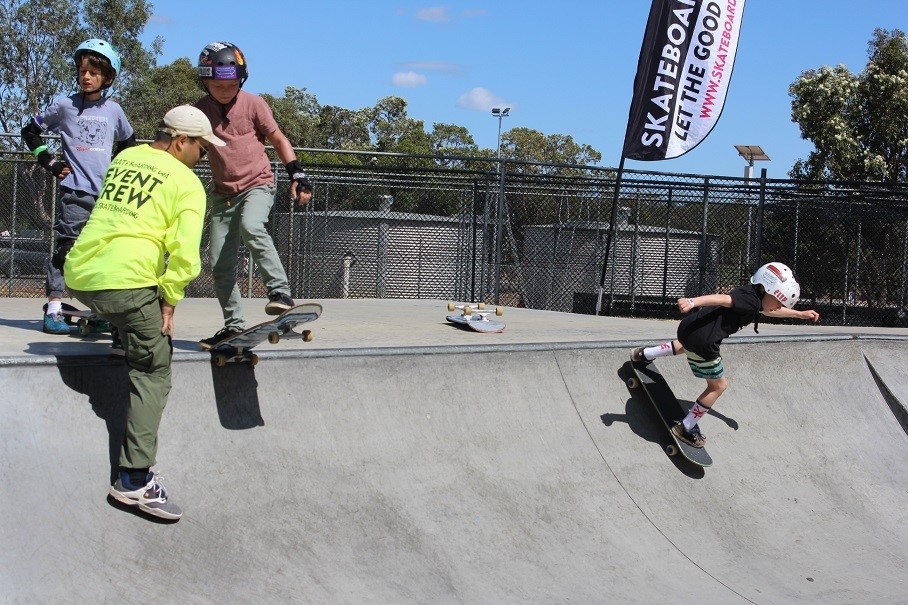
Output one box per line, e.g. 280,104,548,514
495,307,503,316
666,445,679,457
302,329,313,342
249,354,259,367
78,320,90,337
214,354,227,367
476,302,486,310
268,331,281,345
447,302,456,311
463,306,472,315
626,376,639,389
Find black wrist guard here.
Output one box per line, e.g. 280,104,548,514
37,150,67,177
284,160,312,193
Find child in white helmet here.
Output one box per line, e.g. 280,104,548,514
630,262,820,447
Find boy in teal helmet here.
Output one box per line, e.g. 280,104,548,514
21,39,136,345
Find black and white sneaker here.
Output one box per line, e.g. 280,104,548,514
198,327,242,351
630,347,648,363
265,292,294,316
672,421,706,448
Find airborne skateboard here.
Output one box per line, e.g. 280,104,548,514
627,359,713,467
43,302,110,336
446,302,505,333
207,302,322,366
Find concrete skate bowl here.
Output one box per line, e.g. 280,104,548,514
2,337,906,603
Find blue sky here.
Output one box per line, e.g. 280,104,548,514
140,1,906,179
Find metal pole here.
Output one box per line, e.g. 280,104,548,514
492,161,506,304
699,178,710,293
662,187,672,306
596,156,627,315
753,168,768,272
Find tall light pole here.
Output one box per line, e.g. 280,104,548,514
491,107,510,157
489,107,510,305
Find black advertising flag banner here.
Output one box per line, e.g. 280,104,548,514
622,0,746,161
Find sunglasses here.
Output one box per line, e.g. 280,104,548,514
187,136,209,158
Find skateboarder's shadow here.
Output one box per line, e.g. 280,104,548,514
57,359,129,485
606,362,739,430
209,362,265,430
600,363,739,474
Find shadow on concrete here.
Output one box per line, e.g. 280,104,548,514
56,358,129,485
210,361,264,429
601,362,708,478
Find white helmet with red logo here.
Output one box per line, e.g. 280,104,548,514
751,262,800,308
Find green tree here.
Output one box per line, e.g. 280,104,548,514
119,57,199,139
262,86,320,148
0,0,158,140
789,28,908,182
316,105,371,151
501,127,602,174
365,96,427,153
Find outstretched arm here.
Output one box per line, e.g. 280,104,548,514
678,294,732,313
762,307,820,322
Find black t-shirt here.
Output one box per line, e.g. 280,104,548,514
676,285,762,359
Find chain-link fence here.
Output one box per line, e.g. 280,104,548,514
3,133,908,326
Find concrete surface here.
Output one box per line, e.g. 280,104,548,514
1,297,907,604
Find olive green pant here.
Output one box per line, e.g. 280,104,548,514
71,287,172,471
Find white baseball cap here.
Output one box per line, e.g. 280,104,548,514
161,105,226,146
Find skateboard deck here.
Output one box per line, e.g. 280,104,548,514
208,302,322,366
44,302,110,335
446,302,505,333
628,360,713,467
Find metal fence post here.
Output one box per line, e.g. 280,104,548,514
492,161,506,304
699,177,710,293
661,186,673,306
753,168,768,272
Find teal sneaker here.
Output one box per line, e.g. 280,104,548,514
43,312,70,335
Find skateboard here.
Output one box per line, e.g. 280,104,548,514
43,302,110,336
446,302,505,333
626,359,713,467
207,302,322,366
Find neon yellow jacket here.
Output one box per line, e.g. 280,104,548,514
65,144,206,305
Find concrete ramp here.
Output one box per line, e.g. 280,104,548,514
2,338,907,603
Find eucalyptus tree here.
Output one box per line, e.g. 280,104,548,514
789,28,908,183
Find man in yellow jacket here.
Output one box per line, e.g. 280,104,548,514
65,105,224,520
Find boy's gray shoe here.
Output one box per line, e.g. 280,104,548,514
109,472,182,520
265,292,294,315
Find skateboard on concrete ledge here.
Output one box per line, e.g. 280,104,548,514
446,302,505,333
627,359,713,467
207,302,322,367
44,302,111,336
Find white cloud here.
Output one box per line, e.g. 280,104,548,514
457,87,511,111
416,6,450,22
392,72,429,88
399,61,465,76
